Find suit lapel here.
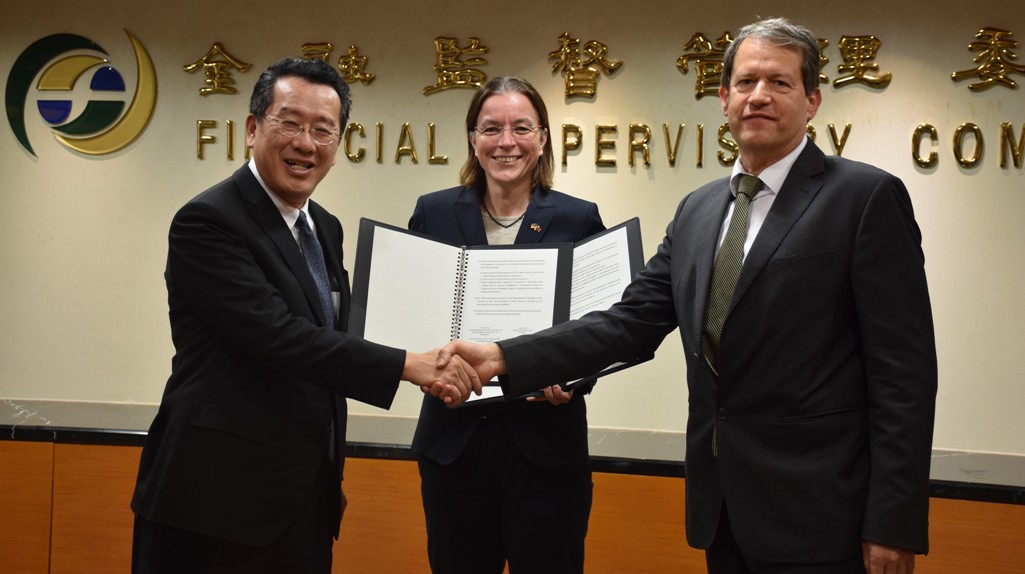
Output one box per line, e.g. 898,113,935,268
514,188,555,244
235,165,328,327
691,183,734,341
452,186,556,245
732,144,825,307
453,187,488,245
310,201,343,285
311,201,345,330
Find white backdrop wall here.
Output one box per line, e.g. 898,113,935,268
1,0,1023,455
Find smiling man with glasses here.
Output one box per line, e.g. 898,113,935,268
263,115,340,146
130,57,479,574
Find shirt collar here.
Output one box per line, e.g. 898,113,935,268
248,160,311,232
730,136,808,197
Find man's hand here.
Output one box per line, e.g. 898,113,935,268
403,350,481,405
862,541,915,574
437,340,507,385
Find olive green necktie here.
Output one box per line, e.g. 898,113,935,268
701,175,763,376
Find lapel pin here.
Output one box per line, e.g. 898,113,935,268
530,223,542,232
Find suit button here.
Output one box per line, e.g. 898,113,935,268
717,408,728,420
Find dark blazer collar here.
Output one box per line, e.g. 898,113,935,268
453,187,488,244
309,200,346,329
308,201,343,281
233,164,337,328
690,182,734,339
732,142,825,303
452,185,557,245
234,165,299,266
515,188,556,244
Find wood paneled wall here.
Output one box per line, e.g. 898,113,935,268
0,441,53,574
49,444,141,574
1,443,1022,573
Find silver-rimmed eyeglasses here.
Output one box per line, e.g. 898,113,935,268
263,116,339,146
472,124,545,139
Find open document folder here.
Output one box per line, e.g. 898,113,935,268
349,217,652,405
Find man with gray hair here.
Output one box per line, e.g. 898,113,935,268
440,17,937,574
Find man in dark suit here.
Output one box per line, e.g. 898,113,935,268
439,18,937,574
130,58,477,574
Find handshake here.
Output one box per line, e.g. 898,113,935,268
403,340,583,407
402,341,506,407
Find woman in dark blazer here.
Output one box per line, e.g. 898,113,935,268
409,76,604,574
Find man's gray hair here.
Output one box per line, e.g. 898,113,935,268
721,17,821,94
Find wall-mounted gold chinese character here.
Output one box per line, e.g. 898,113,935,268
339,45,376,85
833,35,891,89
183,42,252,96
676,32,733,100
302,42,333,62
549,32,622,99
818,39,830,84
951,27,1025,91
423,37,488,95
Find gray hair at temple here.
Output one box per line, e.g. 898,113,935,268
721,17,821,95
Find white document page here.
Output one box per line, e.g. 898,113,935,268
458,248,561,343
359,228,562,405
459,248,560,404
361,227,462,353
569,226,633,320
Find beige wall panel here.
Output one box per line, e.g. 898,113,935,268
1,0,1023,456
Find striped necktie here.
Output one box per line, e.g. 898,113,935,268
295,211,335,328
701,175,763,375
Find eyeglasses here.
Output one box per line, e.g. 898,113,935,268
472,125,545,139
263,116,339,146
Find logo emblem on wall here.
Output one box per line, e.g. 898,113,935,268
5,30,157,158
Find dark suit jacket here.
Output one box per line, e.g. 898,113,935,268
131,164,406,546
410,185,605,467
497,143,937,562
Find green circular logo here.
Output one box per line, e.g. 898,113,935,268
5,30,157,158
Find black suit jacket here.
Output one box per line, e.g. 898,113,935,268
131,164,405,546
498,143,937,562
409,186,605,467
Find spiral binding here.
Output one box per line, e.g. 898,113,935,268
450,249,468,340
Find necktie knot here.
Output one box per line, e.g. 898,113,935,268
737,174,763,200
296,210,314,238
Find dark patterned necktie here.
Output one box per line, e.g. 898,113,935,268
701,175,763,375
295,211,335,328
